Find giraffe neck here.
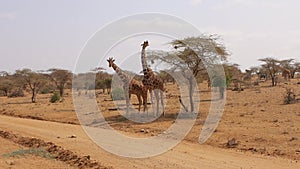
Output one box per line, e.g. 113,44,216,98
141,47,148,71
111,63,129,83
141,46,154,77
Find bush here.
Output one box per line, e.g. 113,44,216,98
283,88,297,104
41,88,52,94
226,75,232,87
3,148,53,159
50,92,61,103
8,89,24,98
111,87,125,100
96,80,105,93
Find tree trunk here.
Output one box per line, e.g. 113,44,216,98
59,87,64,97
3,90,8,96
188,77,194,113
271,77,277,86
31,89,36,103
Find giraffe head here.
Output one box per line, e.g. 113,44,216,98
107,57,115,67
141,41,149,49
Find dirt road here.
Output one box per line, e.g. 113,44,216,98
0,115,298,169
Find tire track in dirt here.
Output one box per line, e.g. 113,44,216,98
0,112,78,125
0,130,112,169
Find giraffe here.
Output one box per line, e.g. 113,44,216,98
107,57,148,114
140,41,165,116
280,67,291,81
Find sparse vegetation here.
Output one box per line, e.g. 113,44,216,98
15,69,47,103
3,148,53,159
111,87,125,100
0,78,13,96
225,138,239,148
283,88,297,104
8,88,25,98
258,58,280,86
47,68,72,97
50,92,61,103
40,87,53,94
104,78,112,94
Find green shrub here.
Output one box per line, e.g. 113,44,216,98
50,92,61,103
111,87,125,100
3,148,53,159
226,75,233,87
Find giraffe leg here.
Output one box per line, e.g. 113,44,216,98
154,90,159,117
160,90,165,116
142,93,148,116
124,89,130,116
137,94,142,113
149,89,155,116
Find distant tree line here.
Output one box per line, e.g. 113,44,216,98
0,68,113,103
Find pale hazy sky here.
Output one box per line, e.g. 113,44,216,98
1,0,300,73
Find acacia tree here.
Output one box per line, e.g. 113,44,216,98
148,35,229,112
104,78,112,94
223,63,242,78
0,76,13,96
249,66,264,80
47,68,72,97
289,61,300,78
258,57,280,86
92,67,106,88
96,79,106,93
92,67,112,94
15,69,46,102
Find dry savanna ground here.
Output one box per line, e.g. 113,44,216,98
0,78,300,168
